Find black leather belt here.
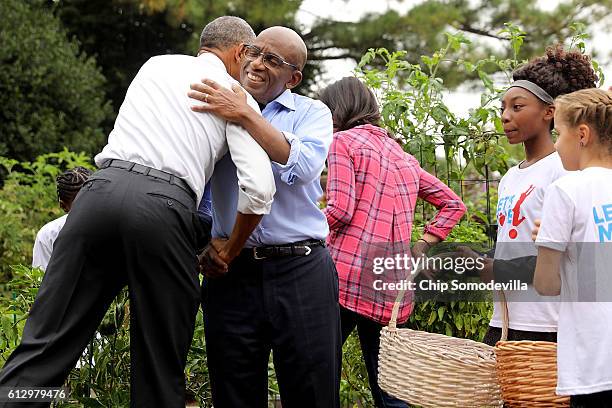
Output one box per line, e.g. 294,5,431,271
247,239,326,260
100,159,195,200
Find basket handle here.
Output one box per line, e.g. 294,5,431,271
388,285,405,331
387,247,423,331
499,290,509,342
387,252,458,331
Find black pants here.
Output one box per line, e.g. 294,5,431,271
340,308,407,408
482,325,557,346
202,245,341,408
0,166,202,408
571,390,612,407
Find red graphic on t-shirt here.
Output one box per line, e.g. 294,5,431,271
498,212,506,226
509,185,536,239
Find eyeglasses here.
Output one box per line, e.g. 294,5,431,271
243,44,300,71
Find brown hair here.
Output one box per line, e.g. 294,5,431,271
556,88,612,150
319,77,381,131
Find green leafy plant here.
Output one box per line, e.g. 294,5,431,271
0,20,605,407
0,150,94,283
0,0,113,162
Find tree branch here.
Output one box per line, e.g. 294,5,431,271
309,53,359,61
456,23,506,40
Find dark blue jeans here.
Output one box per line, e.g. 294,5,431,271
340,307,408,408
570,390,612,407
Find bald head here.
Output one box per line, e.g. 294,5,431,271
240,26,307,104
258,26,307,70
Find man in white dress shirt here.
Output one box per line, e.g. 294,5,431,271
0,16,275,408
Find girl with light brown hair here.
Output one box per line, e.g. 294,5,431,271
534,88,612,407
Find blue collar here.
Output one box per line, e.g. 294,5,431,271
267,89,295,111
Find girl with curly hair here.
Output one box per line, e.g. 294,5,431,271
478,45,598,345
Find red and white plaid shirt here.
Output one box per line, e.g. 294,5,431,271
324,124,466,325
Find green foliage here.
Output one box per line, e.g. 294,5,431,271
50,0,196,118
0,264,134,407
356,24,602,183
0,265,44,362
45,0,611,112
0,0,113,162
185,310,213,406
355,30,522,178
340,333,374,407
49,0,313,115
306,0,611,89
66,290,132,408
1,13,607,404
408,300,493,342
406,220,493,342
0,150,94,283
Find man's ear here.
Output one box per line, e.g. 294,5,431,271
285,70,303,90
233,43,245,63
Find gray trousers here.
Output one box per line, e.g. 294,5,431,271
0,165,202,408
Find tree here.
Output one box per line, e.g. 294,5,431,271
0,0,113,162
48,0,313,119
304,0,612,88
48,0,195,116
47,0,611,111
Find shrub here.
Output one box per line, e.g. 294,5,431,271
0,0,112,162
0,150,94,283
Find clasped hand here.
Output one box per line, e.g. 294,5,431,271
198,238,237,278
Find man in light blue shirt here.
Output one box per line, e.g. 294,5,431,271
190,26,340,408
206,87,331,246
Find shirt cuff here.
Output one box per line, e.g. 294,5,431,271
237,184,274,215
274,131,301,185
534,239,567,252
423,224,449,240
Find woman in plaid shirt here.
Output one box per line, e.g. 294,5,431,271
320,77,466,407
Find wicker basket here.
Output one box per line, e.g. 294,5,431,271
495,291,569,407
378,285,503,407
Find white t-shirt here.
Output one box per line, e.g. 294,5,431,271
95,53,275,213
490,152,568,332
536,167,612,396
32,214,68,271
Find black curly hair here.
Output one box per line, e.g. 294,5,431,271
512,44,598,98
56,166,92,206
